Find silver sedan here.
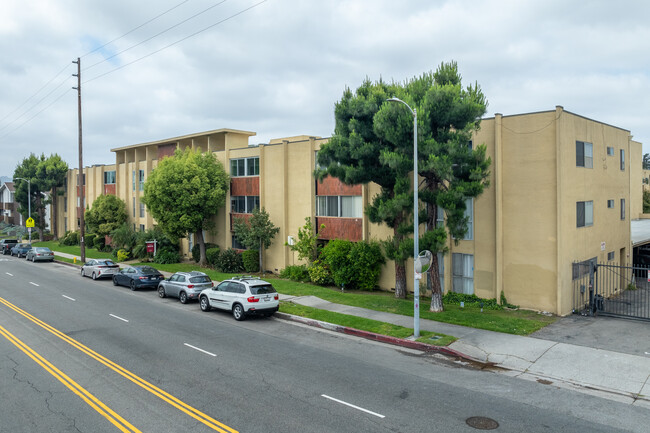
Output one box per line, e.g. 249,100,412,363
25,247,54,262
81,259,120,280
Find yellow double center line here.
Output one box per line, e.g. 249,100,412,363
0,296,238,433
0,325,141,433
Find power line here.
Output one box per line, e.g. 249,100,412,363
85,0,228,71
84,0,268,84
0,88,71,142
81,0,191,60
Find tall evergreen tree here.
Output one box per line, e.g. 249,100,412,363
36,154,68,240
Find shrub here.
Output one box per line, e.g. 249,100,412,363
318,239,384,290
60,231,79,246
85,233,96,249
215,248,244,272
192,242,217,263
280,265,310,282
308,260,333,285
93,236,106,251
206,247,221,266
116,249,130,262
443,292,501,310
242,250,259,273
154,249,180,264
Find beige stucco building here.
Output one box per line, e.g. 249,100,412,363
54,106,643,316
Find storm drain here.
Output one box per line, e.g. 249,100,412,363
466,416,499,430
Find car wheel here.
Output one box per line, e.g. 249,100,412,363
112,276,119,286
179,291,188,304
199,296,210,312
232,304,245,321
92,272,97,280
158,285,166,298
81,268,84,277
32,256,35,262
130,280,136,291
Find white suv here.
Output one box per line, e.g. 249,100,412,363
199,276,279,321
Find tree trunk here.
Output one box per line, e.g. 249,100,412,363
429,253,443,312
195,230,207,267
51,186,59,240
394,261,407,299
36,194,44,241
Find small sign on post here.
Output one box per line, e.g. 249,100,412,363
26,217,34,228
146,240,157,256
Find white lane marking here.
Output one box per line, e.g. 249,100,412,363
29,282,39,287
6,272,13,276
109,314,129,323
645,352,650,355
62,295,76,301
184,343,217,357
321,394,385,419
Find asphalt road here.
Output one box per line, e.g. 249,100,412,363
1,256,649,433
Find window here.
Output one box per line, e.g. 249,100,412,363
436,206,444,228
467,140,473,150
139,224,145,232
139,170,145,191
232,235,246,250
577,201,593,227
463,199,473,240
132,170,136,191
139,202,145,218
607,146,614,156
620,149,625,171
576,141,593,168
231,196,259,213
230,157,259,177
316,196,362,218
607,199,614,209
104,171,116,185
607,251,615,261
621,198,625,220
452,253,473,294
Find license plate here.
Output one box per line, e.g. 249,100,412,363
263,296,271,301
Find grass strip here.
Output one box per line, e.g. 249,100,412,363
280,302,456,346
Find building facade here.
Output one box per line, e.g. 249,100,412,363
54,107,642,316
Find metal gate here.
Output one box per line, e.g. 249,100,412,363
572,260,650,320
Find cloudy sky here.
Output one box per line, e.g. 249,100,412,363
1,0,649,177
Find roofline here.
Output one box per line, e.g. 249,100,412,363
110,128,257,152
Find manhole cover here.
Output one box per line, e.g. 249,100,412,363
466,416,499,430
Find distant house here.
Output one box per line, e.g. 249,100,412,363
0,181,19,225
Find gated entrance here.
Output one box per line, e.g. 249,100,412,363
572,260,650,320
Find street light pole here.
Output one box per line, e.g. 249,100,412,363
16,177,31,244
387,97,420,338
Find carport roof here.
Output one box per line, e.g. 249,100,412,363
631,219,650,246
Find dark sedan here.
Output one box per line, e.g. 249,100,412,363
113,266,165,291
10,243,32,258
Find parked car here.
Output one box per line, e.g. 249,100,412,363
10,243,32,258
0,239,19,255
25,247,54,262
199,276,279,320
113,266,165,291
158,271,213,304
80,259,119,280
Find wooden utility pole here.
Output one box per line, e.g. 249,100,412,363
72,57,85,263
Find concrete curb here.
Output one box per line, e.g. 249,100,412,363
274,312,479,361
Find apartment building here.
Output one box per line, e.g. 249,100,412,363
54,106,642,315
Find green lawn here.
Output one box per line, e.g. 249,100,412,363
133,261,556,336
279,303,456,346
32,240,114,259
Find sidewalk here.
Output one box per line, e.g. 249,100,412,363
280,294,650,407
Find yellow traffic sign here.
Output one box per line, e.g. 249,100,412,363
26,217,35,228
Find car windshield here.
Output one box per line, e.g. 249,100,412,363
34,248,49,252
250,284,276,294
139,266,158,274
98,260,116,266
189,275,211,283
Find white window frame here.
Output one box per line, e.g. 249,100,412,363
230,157,259,177
576,141,593,169
452,253,474,294
316,196,362,218
231,196,259,214
577,200,593,228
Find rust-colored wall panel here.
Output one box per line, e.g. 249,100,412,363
230,212,252,231
316,217,362,242
158,143,176,160
230,177,259,196
104,184,116,195
316,176,361,196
